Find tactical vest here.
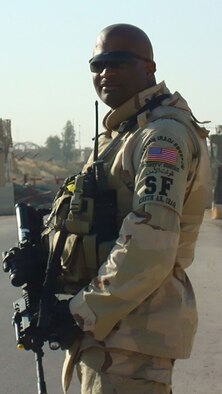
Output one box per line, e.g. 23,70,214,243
44,96,208,295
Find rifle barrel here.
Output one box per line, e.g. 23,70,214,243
35,348,47,394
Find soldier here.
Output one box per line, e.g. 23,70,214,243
50,23,210,394
3,23,211,394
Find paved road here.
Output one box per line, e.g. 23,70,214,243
0,210,221,393
172,210,222,393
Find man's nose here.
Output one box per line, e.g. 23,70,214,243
100,65,117,76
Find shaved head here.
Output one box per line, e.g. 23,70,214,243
93,23,154,61
91,23,156,108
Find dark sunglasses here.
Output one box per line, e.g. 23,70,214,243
89,51,150,73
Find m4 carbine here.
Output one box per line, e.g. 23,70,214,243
2,202,52,394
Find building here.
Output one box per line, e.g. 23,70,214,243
0,119,14,214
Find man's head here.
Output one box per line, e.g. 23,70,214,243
89,24,156,109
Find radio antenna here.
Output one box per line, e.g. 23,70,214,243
93,100,99,162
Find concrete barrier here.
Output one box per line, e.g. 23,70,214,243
212,166,222,219
0,184,15,215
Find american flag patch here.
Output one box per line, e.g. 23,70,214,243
146,147,177,164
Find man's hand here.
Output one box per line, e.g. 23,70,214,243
2,243,45,287
49,299,83,350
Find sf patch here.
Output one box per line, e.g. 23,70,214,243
145,175,173,196
135,133,187,214
138,175,177,210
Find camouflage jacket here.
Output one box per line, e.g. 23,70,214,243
66,81,210,361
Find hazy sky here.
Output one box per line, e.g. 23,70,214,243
1,0,221,148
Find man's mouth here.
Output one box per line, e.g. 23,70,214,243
101,83,121,92
102,86,119,92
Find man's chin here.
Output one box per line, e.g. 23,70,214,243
100,91,126,109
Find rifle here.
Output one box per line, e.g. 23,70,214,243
2,202,51,394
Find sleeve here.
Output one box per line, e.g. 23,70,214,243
69,119,196,340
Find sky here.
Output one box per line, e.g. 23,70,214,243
1,0,222,149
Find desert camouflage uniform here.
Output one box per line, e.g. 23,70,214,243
58,81,211,392
76,347,173,394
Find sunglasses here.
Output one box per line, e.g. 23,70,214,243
89,51,150,73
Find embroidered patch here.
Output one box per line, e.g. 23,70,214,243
146,147,177,165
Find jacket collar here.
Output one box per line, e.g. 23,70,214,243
103,81,192,136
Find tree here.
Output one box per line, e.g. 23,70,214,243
61,120,76,167
45,135,62,161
